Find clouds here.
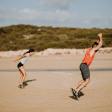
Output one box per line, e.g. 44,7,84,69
0,7,112,28
0,0,75,23
0,8,70,21
0,0,112,28
40,0,75,10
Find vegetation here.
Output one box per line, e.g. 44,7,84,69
0,24,112,51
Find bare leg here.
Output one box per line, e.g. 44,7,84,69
18,69,24,84
76,78,90,92
18,66,27,84
75,80,84,90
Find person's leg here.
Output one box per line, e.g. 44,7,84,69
72,80,85,100
18,66,27,84
18,69,24,84
75,63,86,91
76,63,90,92
72,63,90,99
76,78,90,92
75,80,84,90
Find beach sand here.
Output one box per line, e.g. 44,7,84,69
0,53,112,112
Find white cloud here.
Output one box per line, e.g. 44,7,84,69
0,9,18,19
0,8,72,22
40,0,75,10
77,16,112,28
0,7,112,28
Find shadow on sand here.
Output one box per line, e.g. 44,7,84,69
18,79,37,89
69,90,84,101
24,79,37,84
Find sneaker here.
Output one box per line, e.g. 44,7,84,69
71,88,76,96
75,91,79,100
23,81,28,86
71,88,79,100
18,84,24,89
78,91,84,97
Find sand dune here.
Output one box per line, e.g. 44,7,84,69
0,48,112,57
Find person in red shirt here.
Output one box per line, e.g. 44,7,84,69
71,33,103,100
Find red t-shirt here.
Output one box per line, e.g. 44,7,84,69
82,48,96,66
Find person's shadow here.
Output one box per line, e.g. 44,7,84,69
18,79,36,88
69,89,84,100
24,79,36,85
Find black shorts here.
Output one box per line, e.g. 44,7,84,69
17,62,23,68
80,63,90,81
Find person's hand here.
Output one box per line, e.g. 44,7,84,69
13,55,21,62
97,33,102,38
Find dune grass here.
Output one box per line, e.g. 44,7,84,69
0,24,112,51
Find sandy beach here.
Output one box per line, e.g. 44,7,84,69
0,53,112,112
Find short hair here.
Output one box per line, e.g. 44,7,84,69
92,42,98,48
24,48,35,55
28,48,35,53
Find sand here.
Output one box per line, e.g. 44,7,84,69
0,53,112,112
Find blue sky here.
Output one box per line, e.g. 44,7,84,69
0,0,112,28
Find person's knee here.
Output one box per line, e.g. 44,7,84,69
84,78,90,86
19,69,26,77
86,78,90,83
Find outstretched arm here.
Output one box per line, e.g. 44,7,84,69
14,55,26,62
94,33,103,51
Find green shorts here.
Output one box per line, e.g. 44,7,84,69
80,63,90,81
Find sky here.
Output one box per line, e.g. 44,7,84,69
0,0,112,28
